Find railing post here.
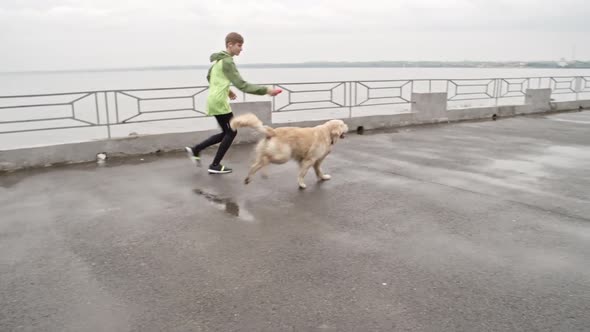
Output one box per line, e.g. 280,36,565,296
575,76,582,101
346,82,352,119
94,93,100,125
272,84,275,113
495,78,501,106
104,92,111,139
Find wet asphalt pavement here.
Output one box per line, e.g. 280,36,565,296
1,111,589,331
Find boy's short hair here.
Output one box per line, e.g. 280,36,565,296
225,32,244,46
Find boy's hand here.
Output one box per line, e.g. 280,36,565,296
267,87,282,96
228,90,237,100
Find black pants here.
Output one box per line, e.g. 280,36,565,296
192,113,237,166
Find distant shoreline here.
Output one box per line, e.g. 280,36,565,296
2,60,590,74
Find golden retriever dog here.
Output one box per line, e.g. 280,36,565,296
230,113,349,189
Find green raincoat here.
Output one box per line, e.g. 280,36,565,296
205,51,268,116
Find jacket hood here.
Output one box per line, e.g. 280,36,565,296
210,51,231,62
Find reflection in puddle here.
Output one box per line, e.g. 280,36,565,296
193,188,255,222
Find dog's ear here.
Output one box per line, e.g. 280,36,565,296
330,126,341,138
329,124,343,145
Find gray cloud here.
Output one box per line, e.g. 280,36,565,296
1,0,589,71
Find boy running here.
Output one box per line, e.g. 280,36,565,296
185,32,281,174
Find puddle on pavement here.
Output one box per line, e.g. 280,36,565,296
491,145,590,177
193,188,255,222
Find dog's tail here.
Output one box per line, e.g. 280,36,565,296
230,113,276,138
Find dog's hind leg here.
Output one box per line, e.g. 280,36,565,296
314,157,331,181
244,156,269,185
297,159,315,189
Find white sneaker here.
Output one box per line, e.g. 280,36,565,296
184,147,201,167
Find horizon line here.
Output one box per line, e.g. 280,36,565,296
2,59,589,75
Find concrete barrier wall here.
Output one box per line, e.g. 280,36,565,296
551,99,590,111
1,90,588,171
0,102,270,171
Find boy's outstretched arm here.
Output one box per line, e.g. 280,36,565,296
222,57,268,95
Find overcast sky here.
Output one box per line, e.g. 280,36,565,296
1,0,589,71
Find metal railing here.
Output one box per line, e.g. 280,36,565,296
1,76,589,139
0,86,208,137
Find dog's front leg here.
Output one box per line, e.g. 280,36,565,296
314,157,331,181
297,160,314,189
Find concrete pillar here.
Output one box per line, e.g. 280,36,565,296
411,92,448,123
524,88,552,113
231,101,272,143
